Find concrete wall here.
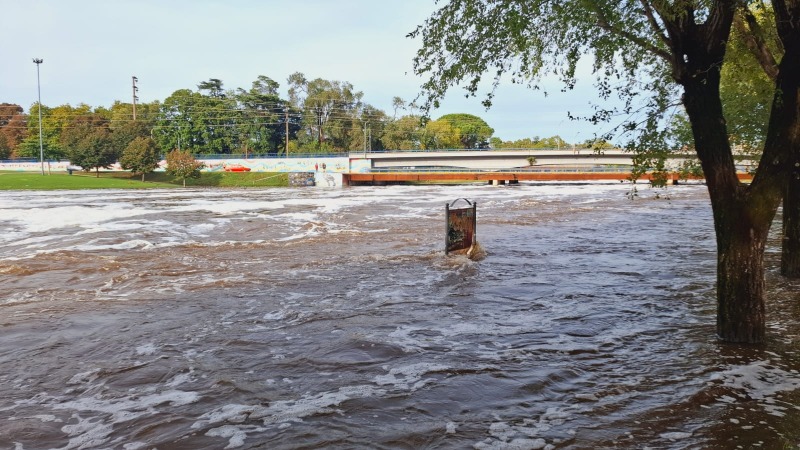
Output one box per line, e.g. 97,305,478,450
0,157,347,188
0,156,354,174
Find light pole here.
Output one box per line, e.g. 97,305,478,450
33,58,44,175
132,76,138,120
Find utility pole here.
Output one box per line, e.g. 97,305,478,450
132,76,139,120
33,58,44,176
285,107,289,156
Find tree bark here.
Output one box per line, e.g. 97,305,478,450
733,2,800,278
777,3,800,277
714,197,769,342
683,87,775,342
676,13,782,342
782,175,800,277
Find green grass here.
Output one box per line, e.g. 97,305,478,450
0,171,289,190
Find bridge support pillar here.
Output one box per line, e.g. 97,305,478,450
490,179,506,186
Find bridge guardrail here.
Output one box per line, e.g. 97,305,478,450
366,166,634,174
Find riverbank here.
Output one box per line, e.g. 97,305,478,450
0,171,289,190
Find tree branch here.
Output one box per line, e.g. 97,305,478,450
591,5,673,63
734,7,779,81
639,0,671,49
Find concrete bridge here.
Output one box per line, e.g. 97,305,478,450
350,148,692,171
343,148,753,185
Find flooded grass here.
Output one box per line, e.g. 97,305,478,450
0,171,289,190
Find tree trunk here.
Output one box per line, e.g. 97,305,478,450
780,54,800,277
96,167,100,178
715,204,769,342
141,173,146,182
680,54,781,344
782,175,800,277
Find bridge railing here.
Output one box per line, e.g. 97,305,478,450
366,166,634,173
353,147,582,153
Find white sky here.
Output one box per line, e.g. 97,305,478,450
0,0,613,143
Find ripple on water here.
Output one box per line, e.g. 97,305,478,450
0,185,798,449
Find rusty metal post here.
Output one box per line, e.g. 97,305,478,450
471,201,477,248
445,202,450,255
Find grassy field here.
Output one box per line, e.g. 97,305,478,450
0,171,290,190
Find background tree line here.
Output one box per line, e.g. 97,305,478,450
0,73,586,164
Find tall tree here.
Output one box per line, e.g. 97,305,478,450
16,103,92,160
235,75,300,155
197,78,226,98
392,96,406,119
351,105,388,151
0,103,27,156
437,113,494,148
67,128,116,177
59,110,110,158
288,72,364,150
382,115,424,150
0,132,10,159
165,148,204,187
120,136,161,181
108,100,159,154
421,118,462,149
411,0,800,344
154,89,203,153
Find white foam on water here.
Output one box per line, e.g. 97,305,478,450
272,212,317,222
262,311,287,321
6,362,202,448
710,359,800,417
72,239,155,252
135,343,158,356
659,431,693,440
276,224,327,241
58,414,115,450
165,369,196,388
373,363,450,390
67,369,102,386
75,219,174,235
384,314,558,358
473,406,581,450
186,223,217,236
191,362,460,447
1,205,150,234
34,414,60,422
205,424,266,449
172,198,289,216
54,389,201,418
192,384,386,448
2,233,76,250
446,421,457,434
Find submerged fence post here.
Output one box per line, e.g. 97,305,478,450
445,198,477,255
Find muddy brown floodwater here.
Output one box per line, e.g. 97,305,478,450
1,182,799,449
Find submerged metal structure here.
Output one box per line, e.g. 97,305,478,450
445,198,477,255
